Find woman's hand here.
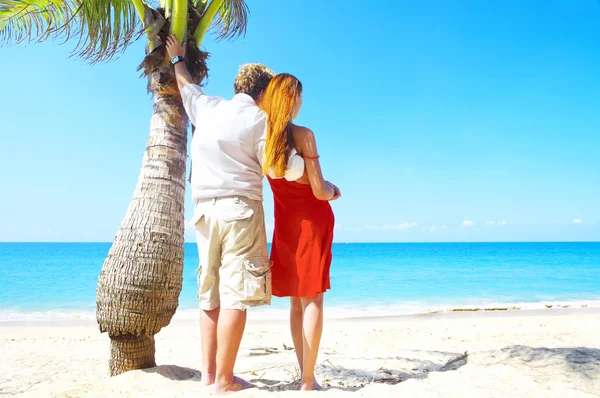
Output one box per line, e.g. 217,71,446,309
326,182,341,201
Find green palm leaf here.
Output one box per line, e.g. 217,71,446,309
77,0,141,62
0,0,78,44
193,0,247,46
211,0,247,40
0,0,143,63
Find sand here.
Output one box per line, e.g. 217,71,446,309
1,309,600,397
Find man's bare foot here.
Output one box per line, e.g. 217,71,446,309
300,378,323,391
214,376,255,395
200,371,215,387
200,379,214,387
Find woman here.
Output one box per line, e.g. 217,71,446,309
260,73,341,391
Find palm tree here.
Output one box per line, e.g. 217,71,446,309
1,0,249,376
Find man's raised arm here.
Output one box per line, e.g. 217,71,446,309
165,35,196,91
165,35,220,126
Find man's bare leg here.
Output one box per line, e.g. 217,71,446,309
200,307,220,386
300,294,324,391
214,309,254,395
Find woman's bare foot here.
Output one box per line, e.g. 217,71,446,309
214,376,255,395
300,377,323,391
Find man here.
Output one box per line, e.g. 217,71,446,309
165,36,303,394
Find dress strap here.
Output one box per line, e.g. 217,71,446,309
302,155,320,159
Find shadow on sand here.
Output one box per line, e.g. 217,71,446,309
252,346,600,392
501,345,600,379
141,365,202,381
251,350,468,392
139,346,600,393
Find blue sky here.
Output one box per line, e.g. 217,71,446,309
1,0,598,242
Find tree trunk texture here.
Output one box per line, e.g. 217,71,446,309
96,82,188,376
110,334,156,376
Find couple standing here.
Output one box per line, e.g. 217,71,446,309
166,36,341,394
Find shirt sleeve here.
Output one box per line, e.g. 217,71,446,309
181,84,223,126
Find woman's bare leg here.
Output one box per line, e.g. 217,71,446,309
290,297,304,372
300,293,324,391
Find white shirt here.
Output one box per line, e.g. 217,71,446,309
181,84,304,202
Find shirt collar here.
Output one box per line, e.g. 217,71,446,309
233,93,256,106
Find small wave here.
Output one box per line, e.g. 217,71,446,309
425,299,600,314
2,299,600,323
0,309,96,322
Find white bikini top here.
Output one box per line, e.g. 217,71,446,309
267,148,305,181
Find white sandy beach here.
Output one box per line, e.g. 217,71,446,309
2,309,600,397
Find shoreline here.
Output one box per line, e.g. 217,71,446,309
3,305,599,328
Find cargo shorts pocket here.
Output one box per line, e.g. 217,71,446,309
221,202,254,223
242,256,272,301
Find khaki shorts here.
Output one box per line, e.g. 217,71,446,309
193,196,271,311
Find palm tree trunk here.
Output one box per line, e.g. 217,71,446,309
96,84,188,376
110,334,156,376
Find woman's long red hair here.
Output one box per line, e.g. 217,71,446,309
259,73,302,177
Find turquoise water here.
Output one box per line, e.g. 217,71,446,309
1,242,599,320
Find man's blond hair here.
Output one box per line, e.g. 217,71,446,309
233,63,275,101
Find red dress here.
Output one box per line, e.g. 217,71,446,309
267,177,335,297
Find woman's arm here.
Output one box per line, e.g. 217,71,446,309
293,125,339,201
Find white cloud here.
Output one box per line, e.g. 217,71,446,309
353,222,418,231
422,225,448,232
462,220,474,227
486,220,507,226
334,224,343,230
384,222,418,230
573,218,582,224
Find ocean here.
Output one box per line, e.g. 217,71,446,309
1,242,599,321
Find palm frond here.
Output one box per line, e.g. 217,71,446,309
0,0,79,45
0,0,147,63
73,0,142,62
210,0,247,41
